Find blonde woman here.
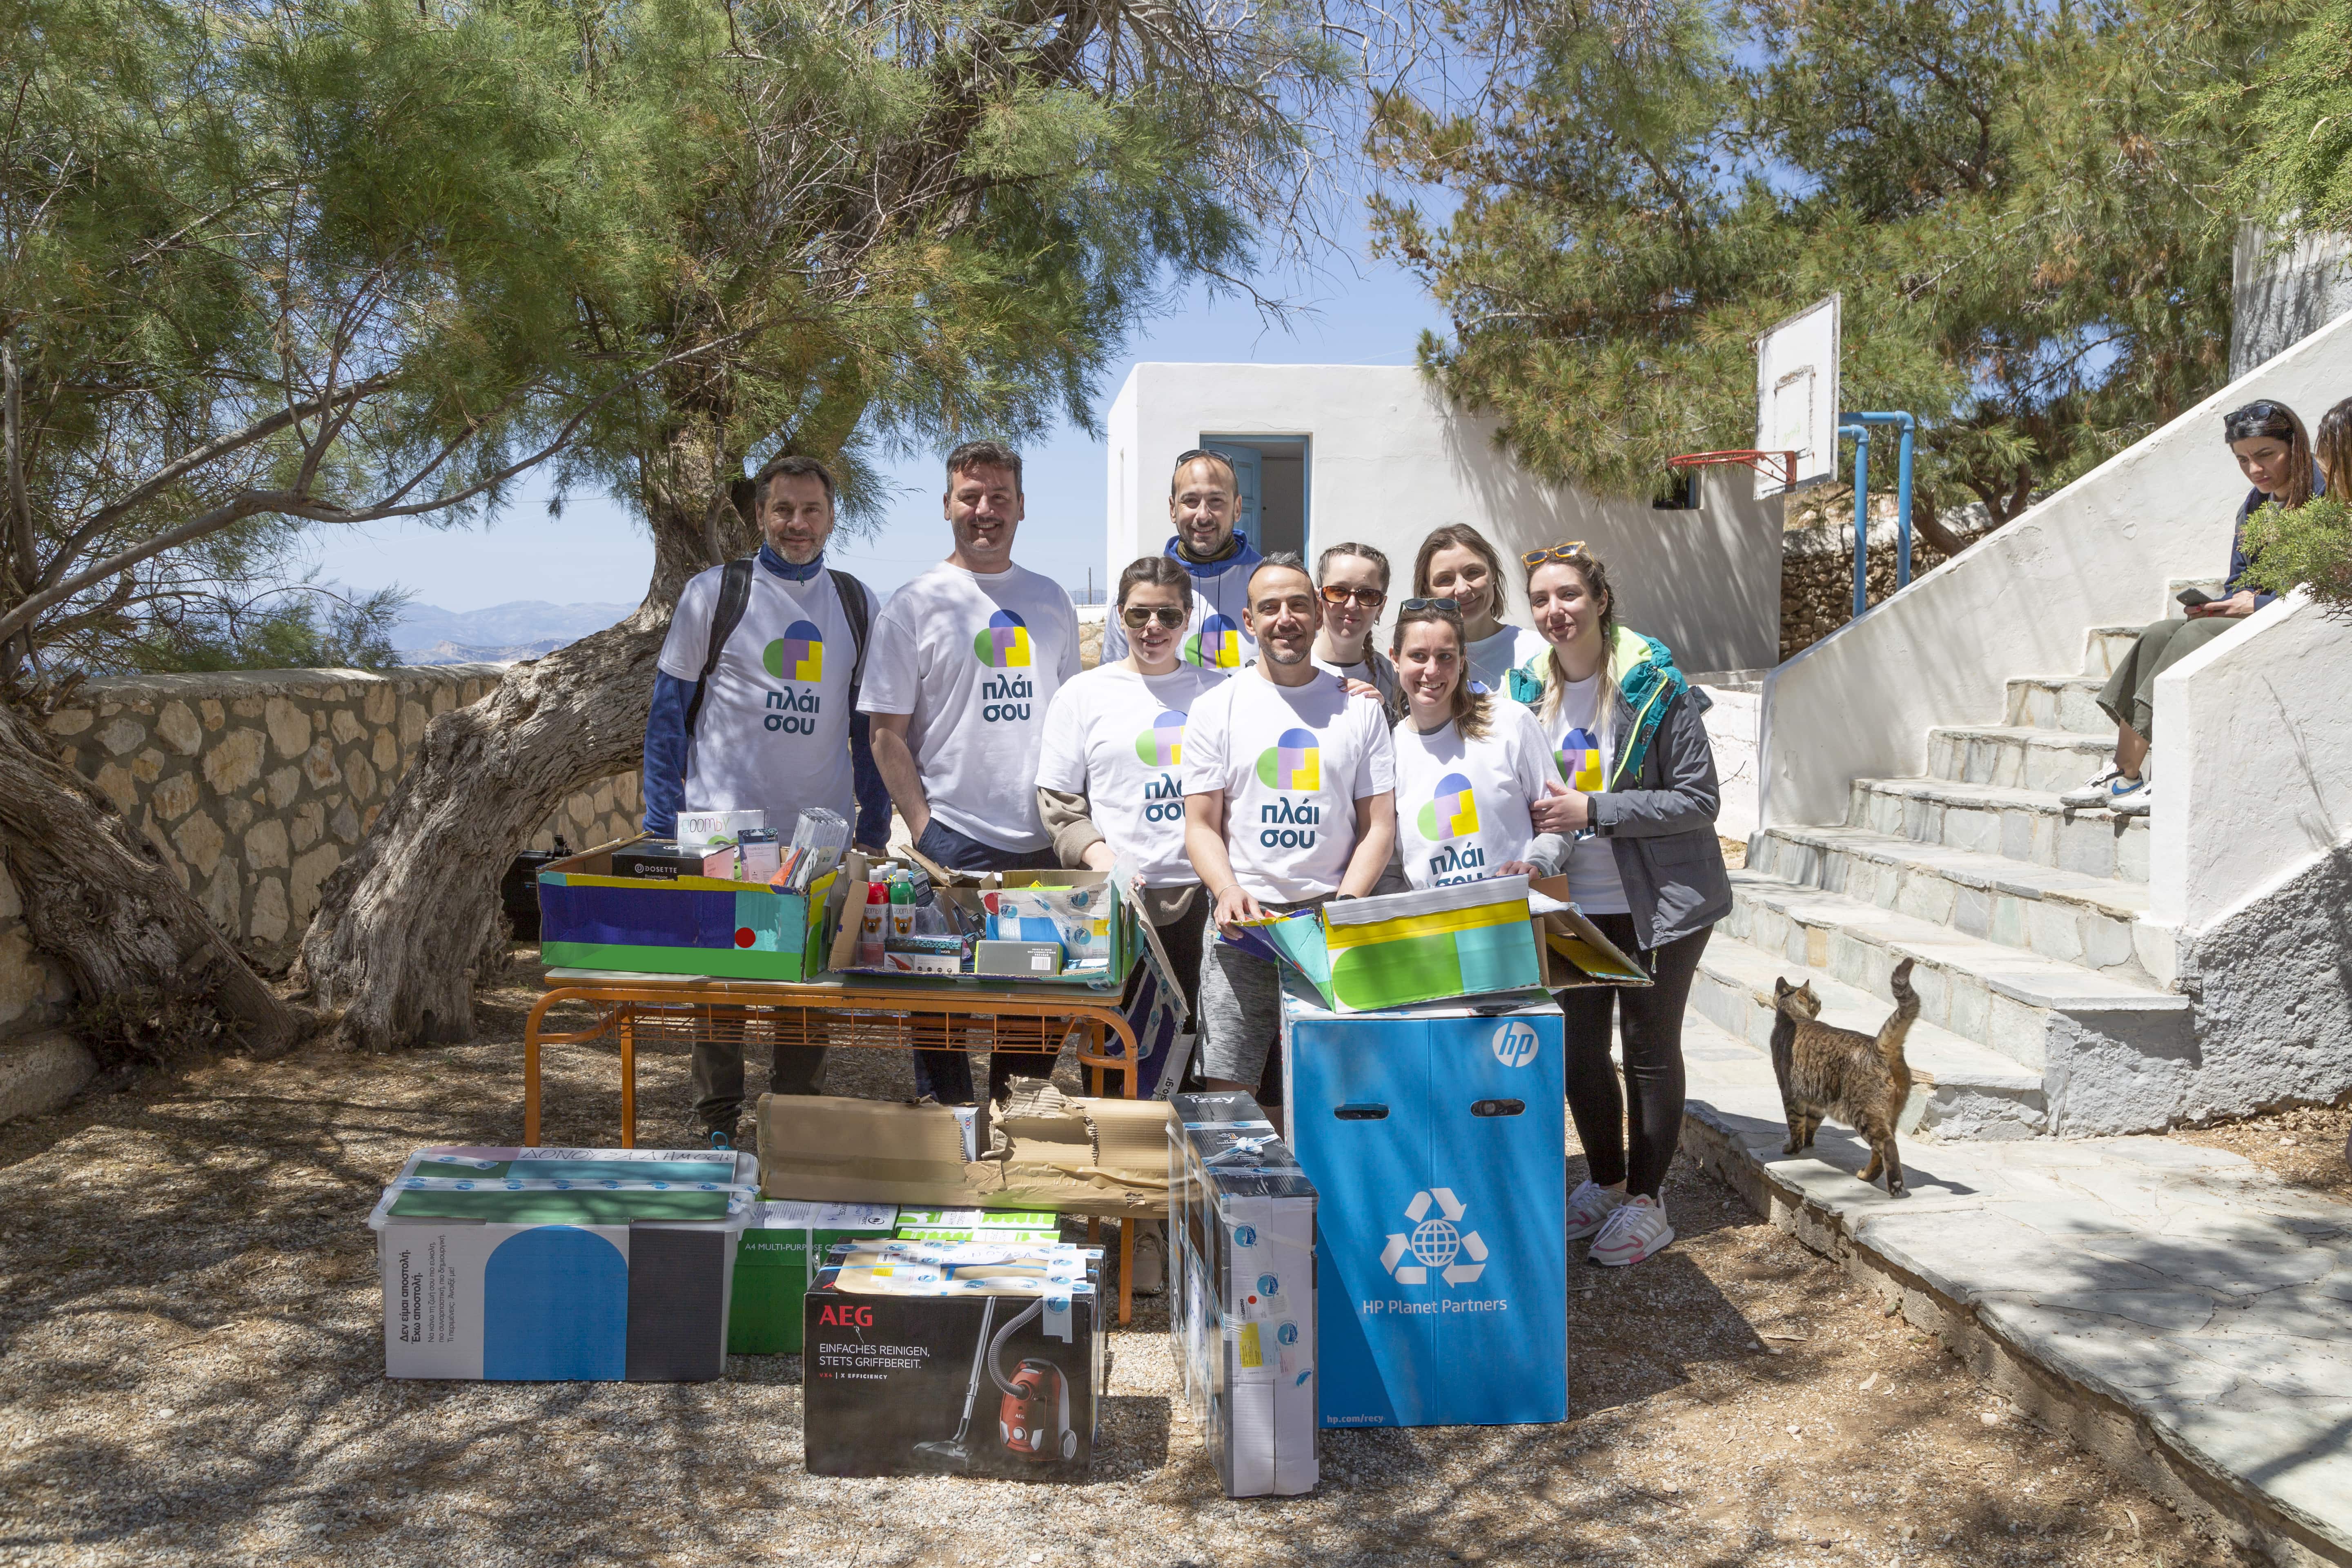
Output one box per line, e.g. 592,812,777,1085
1510,542,1729,1267
1414,523,1543,692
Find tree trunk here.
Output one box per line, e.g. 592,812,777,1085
0,701,298,1062
291,466,751,1051
1913,491,1973,563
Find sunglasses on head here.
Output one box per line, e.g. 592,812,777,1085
1120,605,1187,629
1319,584,1387,609
1520,541,1590,569
1399,596,1459,614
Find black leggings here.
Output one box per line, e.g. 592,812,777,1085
1555,913,1713,1200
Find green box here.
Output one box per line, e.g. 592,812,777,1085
728,1200,897,1354
892,1207,1065,1243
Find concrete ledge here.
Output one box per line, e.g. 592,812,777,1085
0,1029,97,1123
1682,1085,2352,1567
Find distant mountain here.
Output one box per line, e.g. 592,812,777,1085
392,600,633,653
398,637,576,667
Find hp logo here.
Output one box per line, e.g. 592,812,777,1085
1491,1020,1541,1068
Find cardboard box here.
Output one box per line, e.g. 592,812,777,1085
1169,1091,1319,1497
1525,875,1653,991
756,1089,1173,1218
826,858,1134,991
728,1201,898,1354
393,1144,756,1188
538,841,840,982
1280,992,1567,1428
976,939,1063,978
370,1146,756,1381
803,1240,1105,1477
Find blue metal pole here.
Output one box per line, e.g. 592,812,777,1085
1840,422,1869,619
1845,412,1917,591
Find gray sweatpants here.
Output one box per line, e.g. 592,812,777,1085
1198,896,1327,1085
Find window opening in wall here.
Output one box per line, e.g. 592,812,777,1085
1651,468,1699,510
1199,435,1309,558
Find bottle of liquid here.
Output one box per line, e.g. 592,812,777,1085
888,872,917,940
858,879,888,966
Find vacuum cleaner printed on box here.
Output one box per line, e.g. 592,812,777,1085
802,1240,1106,1478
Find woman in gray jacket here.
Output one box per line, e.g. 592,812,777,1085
1509,542,1731,1267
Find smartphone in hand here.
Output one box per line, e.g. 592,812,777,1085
2176,587,2215,609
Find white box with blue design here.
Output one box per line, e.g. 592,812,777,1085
1281,990,1567,1428
1169,1091,1319,1496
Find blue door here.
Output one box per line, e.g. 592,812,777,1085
1202,442,1264,553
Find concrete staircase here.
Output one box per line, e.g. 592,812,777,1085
1696,624,2195,1140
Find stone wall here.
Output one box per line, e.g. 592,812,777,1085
42,664,641,967
1778,498,1994,660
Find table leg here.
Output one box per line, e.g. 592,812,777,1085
1119,1218,1135,1327
619,1008,637,1150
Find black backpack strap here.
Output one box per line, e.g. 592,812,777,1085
682,557,756,738
829,567,872,702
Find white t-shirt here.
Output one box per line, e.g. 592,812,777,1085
655,560,880,833
859,561,1080,851
1392,703,1560,889
1036,662,1229,887
1544,672,1629,914
1182,668,1397,903
1101,548,1259,673
1467,624,1545,694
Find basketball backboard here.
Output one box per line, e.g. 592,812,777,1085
1753,294,1841,499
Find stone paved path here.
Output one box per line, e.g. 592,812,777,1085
1679,1015,2352,1566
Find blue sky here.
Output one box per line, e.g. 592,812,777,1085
305,213,1456,613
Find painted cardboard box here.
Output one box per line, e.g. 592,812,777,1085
370,1146,757,1381
728,1201,899,1354
1280,992,1568,1428
537,840,839,982
1169,1090,1320,1497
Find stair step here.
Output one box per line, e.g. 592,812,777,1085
2083,625,2146,678
1690,933,2050,1140
1926,725,2112,792
1748,824,2172,986
2005,675,2115,735
1849,776,2150,882
1724,870,2186,1068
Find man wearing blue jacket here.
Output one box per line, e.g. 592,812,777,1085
641,453,889,1147
1102,448,1262,673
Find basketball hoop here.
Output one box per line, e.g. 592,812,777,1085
1667,449,1800,490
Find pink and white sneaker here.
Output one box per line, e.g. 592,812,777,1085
1564,1178,1631,1241
1587,1194,1674,1266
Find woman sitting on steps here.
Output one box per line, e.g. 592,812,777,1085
2060,399,2322,816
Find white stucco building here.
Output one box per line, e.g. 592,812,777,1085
1103,363,1786,676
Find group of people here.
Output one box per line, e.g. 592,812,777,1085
643,439,1732,1287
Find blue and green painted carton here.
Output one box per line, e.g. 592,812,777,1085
536,841,838,981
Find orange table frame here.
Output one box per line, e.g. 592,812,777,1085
522,970,1146,1323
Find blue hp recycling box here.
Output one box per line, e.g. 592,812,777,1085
1281,989,1566,1428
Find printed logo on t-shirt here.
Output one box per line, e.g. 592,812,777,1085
972,610,1033,668
1559,728,1604,792
762,620,824,682
1187,614,1243,670
1416,773,1479,840
1254,726,1322,851
1134,710,1187,766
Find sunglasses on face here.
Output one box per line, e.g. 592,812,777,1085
1120,605,1187,629
1319,584,1388,609
1399,597,1459,614
1520,541,1589,568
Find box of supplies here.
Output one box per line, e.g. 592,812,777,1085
803,1239,1106,1477
1228,875,1647,1013
536,840,838,982
729,1201,899,1354
1281,993,1567,1428
370,1146,757,1381
1169,1091,1319,1497
828,855,1135,990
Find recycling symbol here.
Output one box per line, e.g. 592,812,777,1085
1379,1187,1488,1286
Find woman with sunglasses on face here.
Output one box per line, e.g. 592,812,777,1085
1036,555,1227,1294
1416,523,1545,693
1389,597,1565,889
1311,542,1405,715
1510,541,1730,1268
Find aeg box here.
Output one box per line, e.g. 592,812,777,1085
1281,992,1566,1428
802,1240,1105,1478
727,1201,898,1354
1168,1091,1319,1497
369,1146,757,1381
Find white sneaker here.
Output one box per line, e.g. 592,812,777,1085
2110,775,2153,817
1588,1194,1674,1266
2058,766,2147,812
1564,1178,1631,1241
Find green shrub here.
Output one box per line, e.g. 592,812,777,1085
2242,496,2352,613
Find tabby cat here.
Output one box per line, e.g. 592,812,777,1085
1769,958,1919,1196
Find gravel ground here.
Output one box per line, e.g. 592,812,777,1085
0,952,2234,1568
2173,1100,2352,1200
